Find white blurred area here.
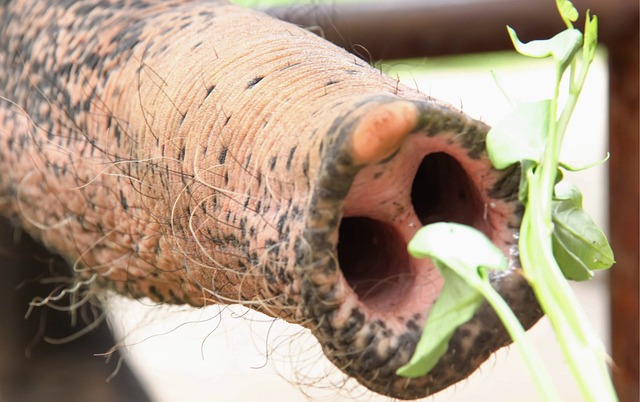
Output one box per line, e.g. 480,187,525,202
105,50,610,402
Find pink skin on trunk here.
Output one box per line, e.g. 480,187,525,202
0,0,541,399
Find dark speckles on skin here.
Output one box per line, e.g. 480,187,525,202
239,218,247,237
488,163,520,201
58,62,73,80
112,24,143,57
205,84,216,97
278,62,301,71
218,146,227,164
360,341,386,371
285,146,296,170
248,252,259,267
246,76,264,89
168,288,183,304
269,156,277,171
198,10,216,18
457,327,471,338
472,330,493,354
50,162,61,177
259,200,269,214
406,317,421,333
264,239,279,254
336,308,365,342
148,285,165,302
157,26,172,38
113,124,122,147
277,266,288,284
293,237,306,265
74,3,102,17
377,147,401,164
224,234,239,246
302,154,309,178
276,214,286,237
83,52,100,71
120,190,128,210
264,267,277,284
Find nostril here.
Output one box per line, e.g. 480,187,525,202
411,152,486,229
337,217,413,312
336,146,495,319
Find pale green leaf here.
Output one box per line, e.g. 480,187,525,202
552,181,615,279
487,100,551,169
557,0,579,27
407,223,507,271
583,11,599,63
559,152,609,172
397,223,507,377
507,27,583,72
552,228,595,281
396,265,483,377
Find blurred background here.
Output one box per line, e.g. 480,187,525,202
1,0,636,401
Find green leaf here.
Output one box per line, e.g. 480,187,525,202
396,264,483,377
507,27,583,73
552,181,615,280
552,229,594,281
396,223,507,377
407,222,507,271
583,11,599,63
557,0,579,28
487,100,551,169
559,152,610,172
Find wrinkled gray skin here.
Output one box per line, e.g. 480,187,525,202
0,0,542,399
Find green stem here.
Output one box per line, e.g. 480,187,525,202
557,57,594,139
537,66,563,223
520,56,617,400
473,268,561,402
522,189,616,401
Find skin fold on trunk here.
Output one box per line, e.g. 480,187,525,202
0,0,542,399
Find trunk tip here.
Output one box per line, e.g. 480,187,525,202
351,101,419,165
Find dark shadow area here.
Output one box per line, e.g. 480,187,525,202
0,217,151,402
